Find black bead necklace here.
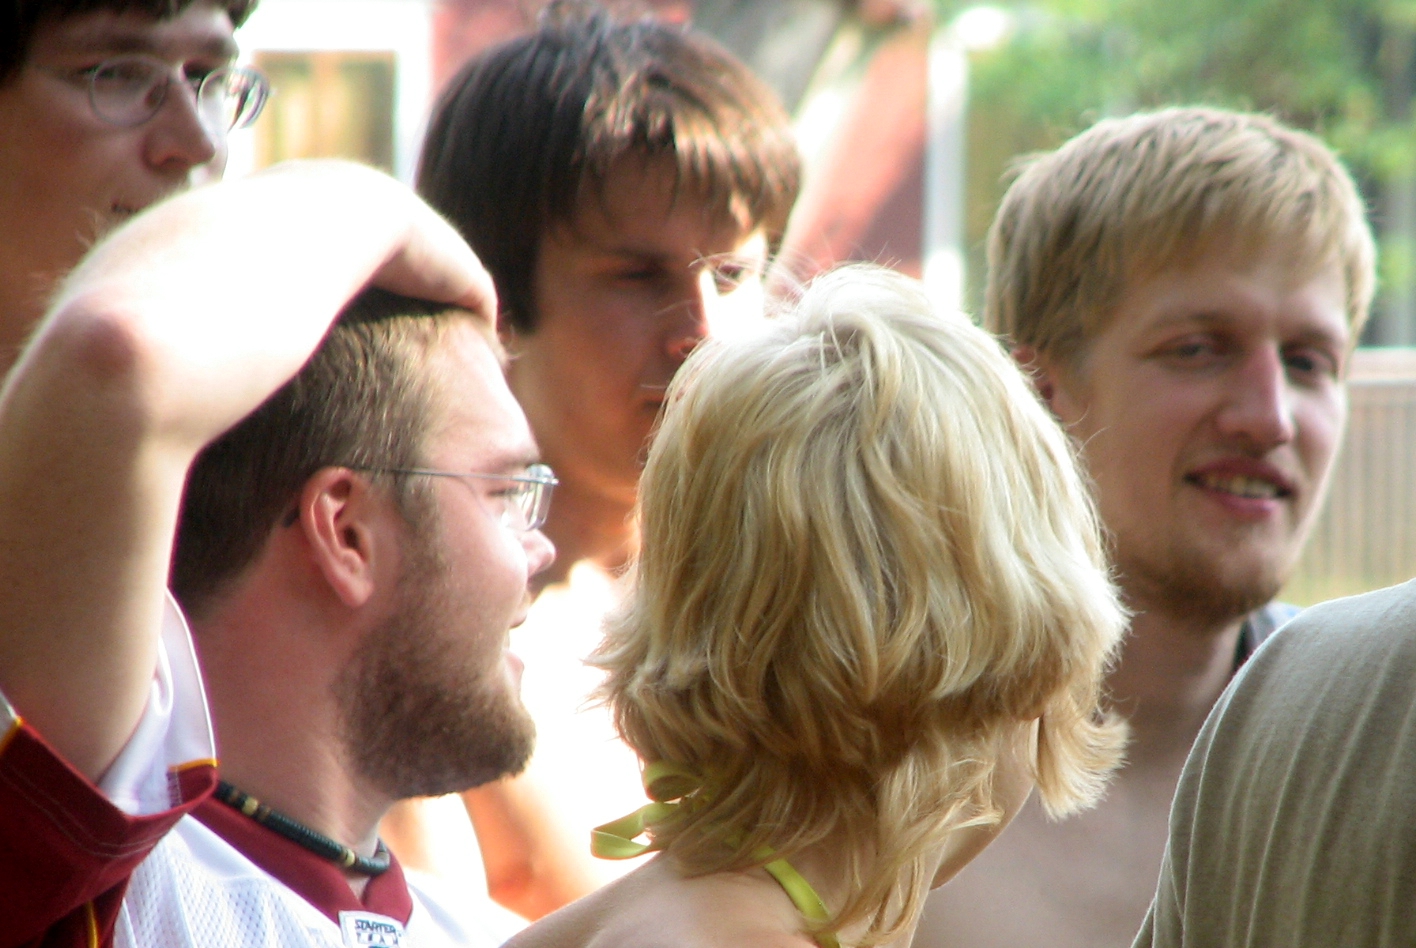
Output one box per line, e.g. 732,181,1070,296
213,780,391,876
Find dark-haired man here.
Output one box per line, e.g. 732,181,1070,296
418,2,799,590
0,162,550,945
390,3,801,918
0,0,266,370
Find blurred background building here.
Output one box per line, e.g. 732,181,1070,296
231,0,1416,604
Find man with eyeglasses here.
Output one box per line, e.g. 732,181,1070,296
0,160,556,944
0,0,268,374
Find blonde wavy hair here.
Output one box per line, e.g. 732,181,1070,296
593,265,1127,945
988,107,1376,365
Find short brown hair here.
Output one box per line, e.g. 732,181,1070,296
987,107,1376,365
171,288,494,617
2,1,259,83
416,0,801,333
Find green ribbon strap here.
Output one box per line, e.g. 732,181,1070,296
590,761,842,948
591,760,702,859
762,851,840,948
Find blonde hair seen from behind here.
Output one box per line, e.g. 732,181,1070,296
593,265,1128,946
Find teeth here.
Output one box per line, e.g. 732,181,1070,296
1198,474,1281,499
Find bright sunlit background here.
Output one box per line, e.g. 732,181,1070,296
230,0,1416,604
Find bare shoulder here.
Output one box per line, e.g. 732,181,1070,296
506,855,818,948
501,888,605,948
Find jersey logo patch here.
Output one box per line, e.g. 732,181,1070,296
339,911,407,948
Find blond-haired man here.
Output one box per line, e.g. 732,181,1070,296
915,106,1375,948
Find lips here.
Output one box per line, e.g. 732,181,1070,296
1189,473,1287,499
112,190,177,221
1184,461,1296,502
638,381,671,405
637,388,668,413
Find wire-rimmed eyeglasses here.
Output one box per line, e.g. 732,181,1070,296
57,54,271,131
356,463,559,532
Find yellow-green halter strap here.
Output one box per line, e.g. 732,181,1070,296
590,760,697,859
591,761,841,948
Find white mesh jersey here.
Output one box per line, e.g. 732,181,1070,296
0,595,525,947
116,812,515,947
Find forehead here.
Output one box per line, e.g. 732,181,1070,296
1094,239,1350,341
30,2,237,62
564,154,757,255
422,322,540,469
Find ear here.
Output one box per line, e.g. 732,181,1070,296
1014,345,1091,430
294,468,388,609
1011,343,1056,407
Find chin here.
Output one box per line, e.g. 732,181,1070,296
1126,543,1289,624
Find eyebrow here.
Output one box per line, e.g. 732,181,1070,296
583,244,750,276
1287,324,1350,351
1148,310,1232,330
1151,309,1349,348
581,241,678,263
52,27,237,61
475,448,543,474
564,222,701,263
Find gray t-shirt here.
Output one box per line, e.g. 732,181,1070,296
1136,579,1416,948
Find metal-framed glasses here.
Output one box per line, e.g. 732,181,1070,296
69,54,270,131
361,463,559,532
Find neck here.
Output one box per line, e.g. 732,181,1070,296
193,582,389,895
1105,596,1246,764
0,263,53,377
754,832,928,948
536,475,637,589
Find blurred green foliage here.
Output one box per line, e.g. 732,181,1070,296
937,0,1416,324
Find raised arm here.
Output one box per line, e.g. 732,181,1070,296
0,160,492,782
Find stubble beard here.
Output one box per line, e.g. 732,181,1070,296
1117,532,1295,632
334,514,536,800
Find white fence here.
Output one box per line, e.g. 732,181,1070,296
1286,348,1416,604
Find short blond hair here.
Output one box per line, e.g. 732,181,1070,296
594,265,1127,945
987,107,1376,364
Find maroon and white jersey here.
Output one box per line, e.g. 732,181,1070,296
0,599,519,948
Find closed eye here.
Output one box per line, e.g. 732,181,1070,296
702,253,763,295
1159,336,1222,362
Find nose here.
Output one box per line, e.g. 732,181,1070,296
522,528,556,581
663,270,717,362
142,80,223,178
1216,346,1296,449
